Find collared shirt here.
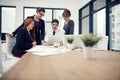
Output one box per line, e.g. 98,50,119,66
45,28,65,45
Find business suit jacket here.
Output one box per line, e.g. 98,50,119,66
12,27,34,55
12,15,45,45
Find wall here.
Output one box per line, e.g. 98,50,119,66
0,0,90,34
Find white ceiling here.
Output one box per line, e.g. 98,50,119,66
26,0,90,8
25,0,82,4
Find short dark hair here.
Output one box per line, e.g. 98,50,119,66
51,19,59,24
62,9,71,17
36,7,45,13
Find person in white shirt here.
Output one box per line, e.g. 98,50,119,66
44,19,65,46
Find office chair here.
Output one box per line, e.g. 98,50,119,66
94,36,108,50
73,34,84,50
5,36,18,59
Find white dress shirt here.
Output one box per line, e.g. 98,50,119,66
45,28,65,46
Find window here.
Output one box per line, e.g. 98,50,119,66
79,3,90,34
24,8,36,19
1,7,16,33
0,6,16,40
79,0,106,35
81,6,90,18
93,9,106,36
93,0,106,11
81,17,90,34
53,9,64,30
42,9,52,32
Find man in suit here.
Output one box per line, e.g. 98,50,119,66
7,7,45,45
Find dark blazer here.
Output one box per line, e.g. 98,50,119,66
12,27,34,56
63,20,74,35
12,15,45,45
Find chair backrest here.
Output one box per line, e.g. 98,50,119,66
6,36,16,54
95,36,108,50
73,35,84,48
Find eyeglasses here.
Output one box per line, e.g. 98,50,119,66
39,13,44,16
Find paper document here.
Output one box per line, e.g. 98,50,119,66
27,45,68,56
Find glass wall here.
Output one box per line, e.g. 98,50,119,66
79,0,106,35
93,9,106,36
109,3,120,51
79,0,120,51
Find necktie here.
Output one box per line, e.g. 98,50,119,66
53,31,55,35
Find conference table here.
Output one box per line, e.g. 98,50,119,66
0,46,120,80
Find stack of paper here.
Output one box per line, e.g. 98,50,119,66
27,45,68,56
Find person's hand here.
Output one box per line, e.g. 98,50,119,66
41,40,45,45
42,41,47,46
6,33,14,37
32,41,36,47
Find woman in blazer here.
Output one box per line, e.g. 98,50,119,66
12,18,36,58
62,9,74,35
